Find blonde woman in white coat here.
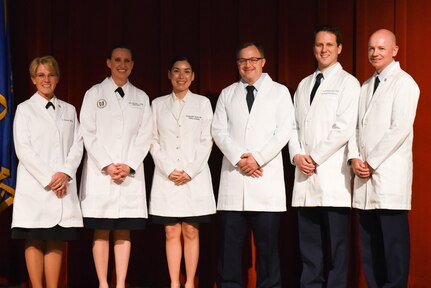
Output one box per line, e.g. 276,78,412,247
79,45,152,288
12,56,83,288
150,57,216,288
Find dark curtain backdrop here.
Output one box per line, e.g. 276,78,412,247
1,0,430,287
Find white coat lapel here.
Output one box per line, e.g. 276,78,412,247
53,100,65,134
248,75,274,118
30,94,58,131
164,93,182,122
250,76,268,117
307,73,329,119
104,84,122,115
305,76,314,109
234,82,250,117
180,93,193,121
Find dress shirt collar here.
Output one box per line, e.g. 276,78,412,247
314,62,341,81
171,90,190,103
109,77,130,96
35,92,57,109
240,73,266,92
374,60,396,80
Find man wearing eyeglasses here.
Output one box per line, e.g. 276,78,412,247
212,41,294,287
288,25,360,287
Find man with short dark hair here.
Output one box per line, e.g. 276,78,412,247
289,25,360,287
212,41,294,287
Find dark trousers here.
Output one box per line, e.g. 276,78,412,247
217,211,281,288
357,209,410,288
297,207,350,288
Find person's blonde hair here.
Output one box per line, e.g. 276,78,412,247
29,55,60,79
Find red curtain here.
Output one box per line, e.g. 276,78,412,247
1,0,430,287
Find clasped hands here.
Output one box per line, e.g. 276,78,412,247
168,169,191,186
293,154,316,176
103,163,131,184
237,152,263,178
48,172,70,198
351,158,374,179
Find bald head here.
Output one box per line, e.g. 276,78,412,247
368,29,399,73
370,29,397,46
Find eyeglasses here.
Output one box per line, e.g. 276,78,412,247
36,73,57,80
236,57,264,65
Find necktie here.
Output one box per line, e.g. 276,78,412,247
310,73,323,104
115,87,125,97
373,76,380,94
45,102,55,110
246,85,255,112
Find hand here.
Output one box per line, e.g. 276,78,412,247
293,154,316,176
365,161,375,176
168,169,191,186
237,153,263,177
103,163,128,184
351,158,371,179
48,172,70,198
54,186,68,198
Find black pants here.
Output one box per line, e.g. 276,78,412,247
357,209,410,288
297,207,350,288
217,211,281,288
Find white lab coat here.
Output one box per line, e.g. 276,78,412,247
79,77,152,218
12,93,83,228
348,62,420,210
211,73,294,212
149,92,216,217
289,63,360,207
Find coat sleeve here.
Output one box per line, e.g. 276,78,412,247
149,99,176,177
288,85,305,164
58,106,83,178
184,98,213,178
367,77,420,169
80,87,114,171
310,77,360,165
211,88,245,166
253,85,295,166
13,106,53,188
125,93,153,170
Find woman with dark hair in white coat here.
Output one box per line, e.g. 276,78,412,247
79,45,152,288
12,55,83,288
150,56,216,288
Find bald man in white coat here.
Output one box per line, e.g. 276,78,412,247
349,29,419,287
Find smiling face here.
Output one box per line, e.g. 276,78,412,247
107,48,134,86
237,45,266,85
31,64,59,100
168,60,195,99
314,31,342,71
368,29,399,74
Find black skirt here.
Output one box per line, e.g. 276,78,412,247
11,225,79,241
83,217,146,230
151,214,212,225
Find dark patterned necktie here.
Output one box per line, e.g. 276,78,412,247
115,87,125,97
373,76,380,94
246,85,255,112
45,102,55,110
310,73,323,104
